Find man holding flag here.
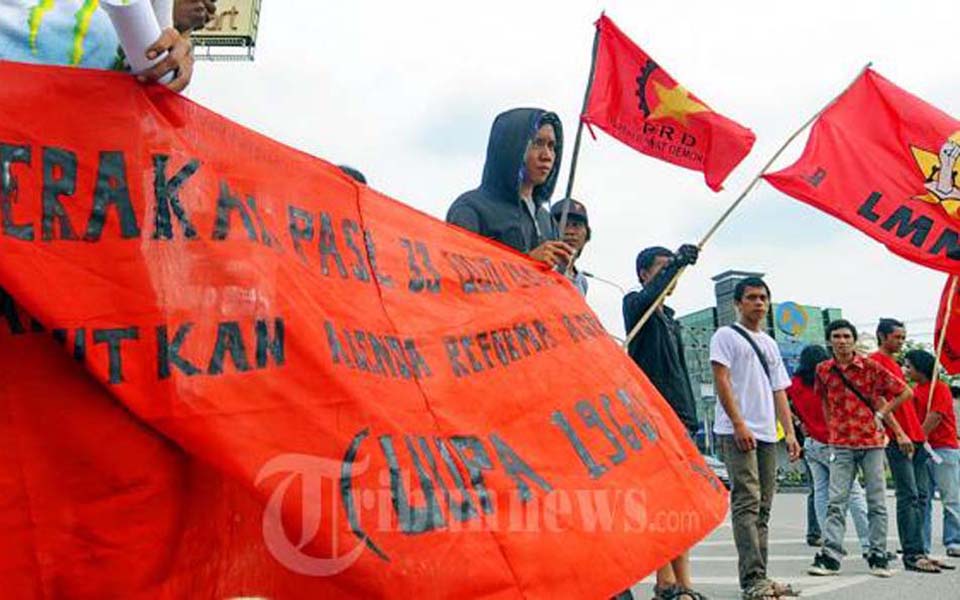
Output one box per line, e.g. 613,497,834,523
904,349,960,558
622,244,705,600
447,108,574,267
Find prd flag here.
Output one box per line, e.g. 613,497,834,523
764,69,960,274
935,277,960,374
581,14,756,191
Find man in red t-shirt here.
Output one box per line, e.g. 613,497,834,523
905,349,960,558
870,318,938,571
808,320,913,578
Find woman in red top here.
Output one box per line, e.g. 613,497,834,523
788,345,871,555
904,349,960,557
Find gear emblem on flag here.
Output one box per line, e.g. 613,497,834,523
912,131,960,218
634,59,709,126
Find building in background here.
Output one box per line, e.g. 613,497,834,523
679,270,843,454
192,0,262,61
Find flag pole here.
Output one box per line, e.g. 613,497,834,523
621,61,873,351
927,275,958,414
556,21,602,246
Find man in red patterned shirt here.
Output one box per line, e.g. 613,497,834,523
808,320,913,578
870,319,941,572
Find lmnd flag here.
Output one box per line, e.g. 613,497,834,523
935,277,960,375
0,62,727,598
765,69,960,274
581,14,756,191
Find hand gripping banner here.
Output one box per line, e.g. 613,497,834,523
0,62,726,599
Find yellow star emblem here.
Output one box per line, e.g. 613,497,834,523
648,80,709,125
911,142,960,219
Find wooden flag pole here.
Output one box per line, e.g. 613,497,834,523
556,23,602,258
621,62,873,351
927,275,958,415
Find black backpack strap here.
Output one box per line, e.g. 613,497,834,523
829,364,877,411
729,323,772,382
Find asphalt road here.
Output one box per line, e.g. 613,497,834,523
624,491,960,600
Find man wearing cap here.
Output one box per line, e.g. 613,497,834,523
622,243,705,600
550,198,591,296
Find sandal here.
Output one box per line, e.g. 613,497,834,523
766,579,799,597
904,556,941,573
653,585,698,600
676,588,709,600
927,556,956,570
651,584,676,600
740,580,779,600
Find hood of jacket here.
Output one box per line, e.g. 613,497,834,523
480,108,564,206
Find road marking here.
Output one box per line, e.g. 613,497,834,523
691,555,813,562
802,575,874,597
698,537,898,547
638,571,895,593
639,574,877,585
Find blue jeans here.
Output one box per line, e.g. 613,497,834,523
804,459,821,541
885,441,929,558
822,446,888,561
804,438,870,552
923,447,960,553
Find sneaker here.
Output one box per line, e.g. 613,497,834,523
867,553,894,578
808,552,840,576
806,536,823,547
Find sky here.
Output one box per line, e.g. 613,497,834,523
188,0,955,344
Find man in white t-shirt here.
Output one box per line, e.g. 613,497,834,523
710,276,801,600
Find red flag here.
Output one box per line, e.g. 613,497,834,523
581,14,756,191
0,62,727,598
935,277,960,374
764,69,960,274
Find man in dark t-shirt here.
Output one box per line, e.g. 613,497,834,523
623,245,700,434
621,244,702,600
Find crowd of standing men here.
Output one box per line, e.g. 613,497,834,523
446,107,960,600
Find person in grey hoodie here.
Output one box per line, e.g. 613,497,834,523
447,108,573,267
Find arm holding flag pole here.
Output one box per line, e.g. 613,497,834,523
621,62,874,351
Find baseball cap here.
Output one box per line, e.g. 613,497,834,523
550,198,588,225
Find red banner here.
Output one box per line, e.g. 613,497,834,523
0,62,726,598
765,69,960,274
935,277,960,375
581,14,756,191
